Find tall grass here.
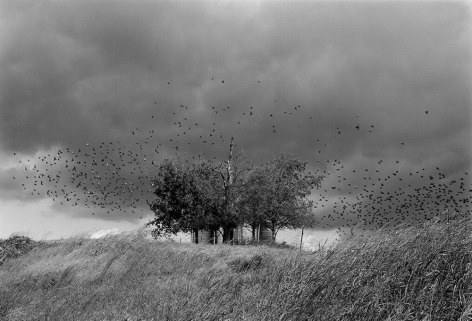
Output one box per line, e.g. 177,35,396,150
0,218,470,320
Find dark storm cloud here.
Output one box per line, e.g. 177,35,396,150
0,1,470,225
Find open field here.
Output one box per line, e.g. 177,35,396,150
1,217,471,321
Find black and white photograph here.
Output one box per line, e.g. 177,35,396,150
0,1,471,320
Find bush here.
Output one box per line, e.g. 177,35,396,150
0,235,42,266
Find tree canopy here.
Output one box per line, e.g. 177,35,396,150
238,154,323,240
147,153,323,242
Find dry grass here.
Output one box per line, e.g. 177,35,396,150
0,218,470,320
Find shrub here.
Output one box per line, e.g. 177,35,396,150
0,235,42,266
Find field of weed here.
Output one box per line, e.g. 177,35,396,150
0,218,471,321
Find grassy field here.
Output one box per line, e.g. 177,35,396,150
1,217,471,321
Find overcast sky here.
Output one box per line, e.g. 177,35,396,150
0,1,470,242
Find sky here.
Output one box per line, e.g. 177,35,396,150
0,0,471,244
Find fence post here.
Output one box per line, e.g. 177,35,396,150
300,226,304,251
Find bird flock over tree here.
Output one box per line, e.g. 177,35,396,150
10,77,471,235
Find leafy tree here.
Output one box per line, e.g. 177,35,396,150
146,158,202,238
241,154,323,241
191,159,233,236
209,137,250,242
237,168,269,240
147,150,320,244
145,159,221,238
146,144,249,243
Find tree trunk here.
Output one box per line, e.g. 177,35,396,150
299,226,304,251
222,137,235,244
251,223,256,241
193,229,199,244
270,227,277,243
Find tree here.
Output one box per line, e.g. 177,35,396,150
206,137,251,242
147,150,320,244
146,158,223,239
146,138,250,243
191,159,233,238
237,168,269,240
241,154,323,241
146,158,199,238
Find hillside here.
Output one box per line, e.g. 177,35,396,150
1,217,471,321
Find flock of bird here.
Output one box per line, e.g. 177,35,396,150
11,77,471,232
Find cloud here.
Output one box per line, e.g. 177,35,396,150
0,1,470,228
90,228,120,239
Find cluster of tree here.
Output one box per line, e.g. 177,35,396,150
146,144,323,243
